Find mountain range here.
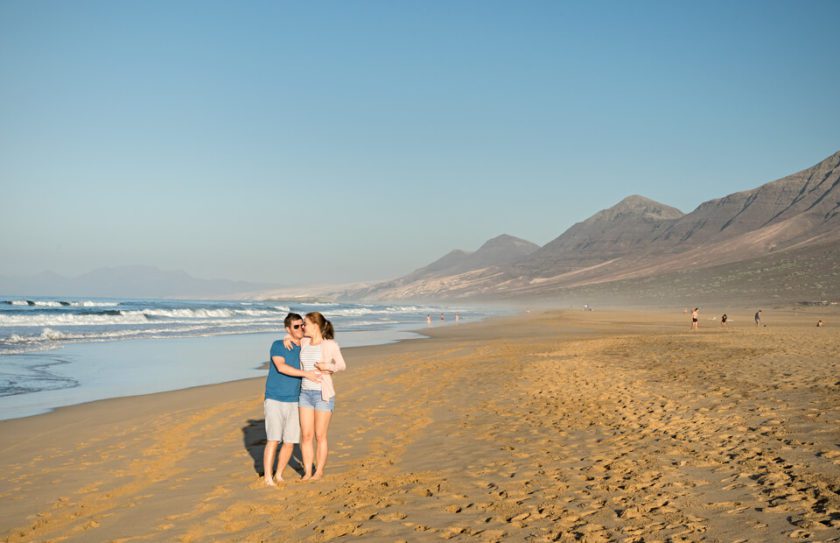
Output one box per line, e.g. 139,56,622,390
5,151,837,305
347,150,840,305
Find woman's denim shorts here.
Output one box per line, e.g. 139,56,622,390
299,389,335,412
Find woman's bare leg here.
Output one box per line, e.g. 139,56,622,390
299,407,315,480
311,410,332,481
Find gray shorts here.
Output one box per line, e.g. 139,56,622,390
264,399,300,443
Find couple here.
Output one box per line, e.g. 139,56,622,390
262,311,346,486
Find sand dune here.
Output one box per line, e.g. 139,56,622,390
1,309,838,542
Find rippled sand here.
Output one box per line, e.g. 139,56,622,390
1,309,838,542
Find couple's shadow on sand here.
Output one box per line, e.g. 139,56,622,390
242,418,305,478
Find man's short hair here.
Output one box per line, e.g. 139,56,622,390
284,312,303,329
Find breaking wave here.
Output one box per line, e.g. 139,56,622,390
1,297,487,355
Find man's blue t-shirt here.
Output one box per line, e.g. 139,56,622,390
265,340,302,402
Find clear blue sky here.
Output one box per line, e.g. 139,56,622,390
2,0,839,285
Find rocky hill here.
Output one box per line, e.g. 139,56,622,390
347,234,539,300
514,195,685,275
409,235,540,279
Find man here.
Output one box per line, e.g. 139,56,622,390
755,309,762,327
263,312,320,486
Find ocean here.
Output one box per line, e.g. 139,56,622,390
0,296,493,420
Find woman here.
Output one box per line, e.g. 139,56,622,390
286,311,346,481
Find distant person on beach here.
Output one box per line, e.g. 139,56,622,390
285,311,346,481
426,314,432,325
691,308,699,330
755,310,762,327
721,314,728,326
440,312,445,321
263,313,321,486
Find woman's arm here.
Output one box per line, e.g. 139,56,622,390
316,341,346,373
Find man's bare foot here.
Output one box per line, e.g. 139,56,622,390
264,477,277,487
273,476,284,484
311,471,324,481
300,473,312,481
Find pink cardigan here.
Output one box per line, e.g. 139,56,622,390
300,337,346,400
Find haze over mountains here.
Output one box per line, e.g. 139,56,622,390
0,266,274,299
349,150,840,305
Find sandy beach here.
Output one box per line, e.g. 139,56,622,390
1,309,839,542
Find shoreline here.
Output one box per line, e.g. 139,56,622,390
0,321,463,422
0,332,433,427
1,308,838,542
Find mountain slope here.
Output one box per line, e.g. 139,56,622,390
500,237,840,307
652,150,840,249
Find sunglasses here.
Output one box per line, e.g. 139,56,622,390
292,323,305,330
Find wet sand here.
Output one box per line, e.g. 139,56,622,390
1,309,839,542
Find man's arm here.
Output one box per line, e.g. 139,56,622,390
272,355,321,381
